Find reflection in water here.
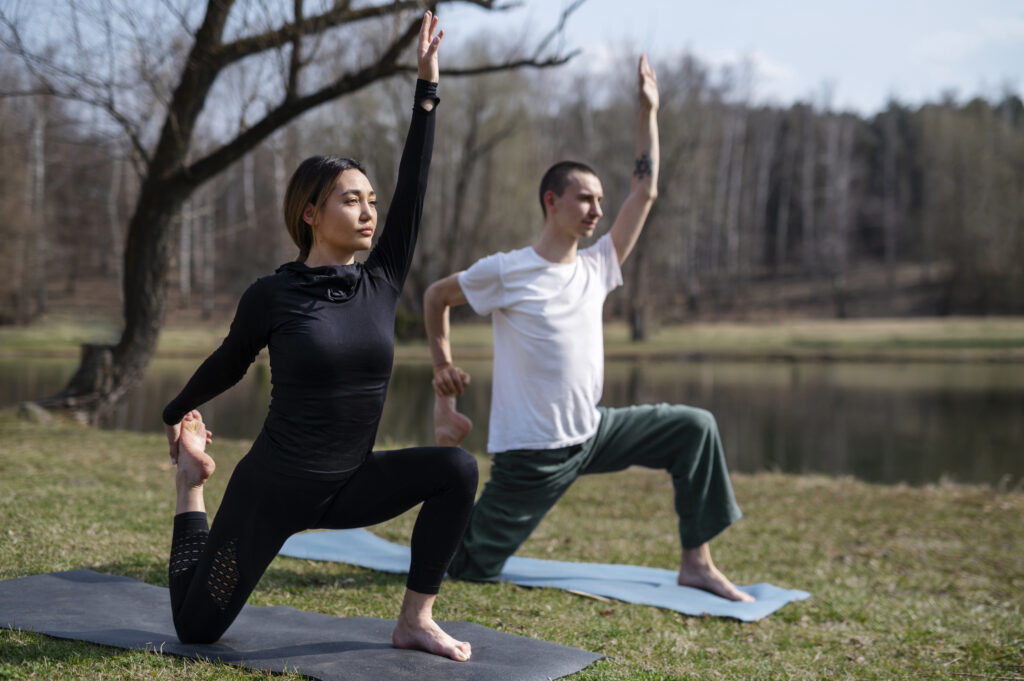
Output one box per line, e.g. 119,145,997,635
3,357,1022,487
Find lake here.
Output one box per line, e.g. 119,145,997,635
3,357,1022,487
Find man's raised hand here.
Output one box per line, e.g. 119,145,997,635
417,11,443,83
638,53,659,111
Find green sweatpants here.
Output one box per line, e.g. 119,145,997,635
448,403,743,581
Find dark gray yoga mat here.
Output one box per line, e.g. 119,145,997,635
0,570,601,681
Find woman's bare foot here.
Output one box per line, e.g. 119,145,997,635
434,395,472,447
173,410,215,514
176,410,215,488
392,589,471,662
678,543,755,602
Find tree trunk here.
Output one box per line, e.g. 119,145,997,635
882,110,899,300
179,204,192,308
242,151,257,242
31,112,46,317
201,205,215,320
684,109,706,314
724,110,747,277
774,124,794,279
106,155,125,303
629,209,655,341
800,108,818,271
710,106,735,272
41,186,185,420
629,254,651,341
753,112,778,268
271,141,293,259
829,117,855,318
14,115,30,323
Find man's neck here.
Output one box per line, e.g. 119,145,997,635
532,224,579,264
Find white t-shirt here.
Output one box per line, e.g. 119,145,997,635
458,233,623,452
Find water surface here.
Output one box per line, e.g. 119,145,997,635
3,357,1022,487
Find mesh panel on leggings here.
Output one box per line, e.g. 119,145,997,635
169,528,208,577
206,538,240,611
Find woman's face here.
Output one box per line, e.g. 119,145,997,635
305,169,377,262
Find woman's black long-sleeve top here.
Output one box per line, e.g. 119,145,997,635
163,80,437,481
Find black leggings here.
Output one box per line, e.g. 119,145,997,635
168,445,478,644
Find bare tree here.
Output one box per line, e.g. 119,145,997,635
772,112,797,279
1,0,584,421
799,104,818,273
750,109,778,271
823,113,856,317
710,102,734,272
0,74,32,323
29,104,47,315
879,103,903,300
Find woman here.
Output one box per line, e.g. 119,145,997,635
162,13,476,662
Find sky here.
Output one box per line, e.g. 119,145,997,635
441,0,1024,115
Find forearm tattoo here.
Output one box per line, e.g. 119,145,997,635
633,152,653,180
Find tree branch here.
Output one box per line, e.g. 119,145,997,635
0,86,151,169
530,0,586,62
177,12,423,188
397,50,581,77
285,0,305,100
156,0,194,35
212,0,421,68
211,0,521,70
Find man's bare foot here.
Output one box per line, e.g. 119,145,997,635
678,544,755,602
392,614,471,662
434,395,472,447
176,410,215,489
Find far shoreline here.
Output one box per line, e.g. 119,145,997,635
2,316,1024,363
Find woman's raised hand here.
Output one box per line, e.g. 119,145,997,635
165,421,181,465
417,11,443,83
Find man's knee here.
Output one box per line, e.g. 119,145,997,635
681,406,718,437
657,405,723,468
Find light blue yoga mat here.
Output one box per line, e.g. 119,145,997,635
280,529,809,622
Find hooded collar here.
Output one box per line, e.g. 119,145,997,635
276,261,363,302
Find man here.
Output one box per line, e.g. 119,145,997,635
423,55,752,602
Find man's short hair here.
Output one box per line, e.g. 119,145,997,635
538,161,597,217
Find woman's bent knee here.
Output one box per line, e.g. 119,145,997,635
439,446,478,494
174,618,225,645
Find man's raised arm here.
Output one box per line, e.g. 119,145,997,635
609,54,660,265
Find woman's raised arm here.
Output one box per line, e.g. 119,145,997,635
367,11,443,288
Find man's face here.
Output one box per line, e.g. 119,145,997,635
549,171,604,239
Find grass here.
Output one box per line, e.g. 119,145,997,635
1,412,1022,680
4,316,1024,361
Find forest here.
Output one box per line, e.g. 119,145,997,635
2,2,1022,343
